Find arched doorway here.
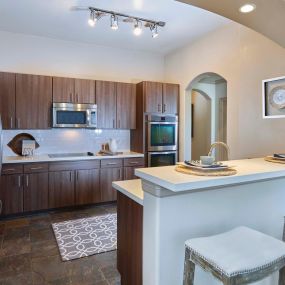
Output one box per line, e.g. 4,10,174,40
185,72,227,161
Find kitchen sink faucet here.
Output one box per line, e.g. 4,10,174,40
208,141,230,161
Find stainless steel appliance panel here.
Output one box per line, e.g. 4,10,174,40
52,103,97,128
148,151,177,167
146,115,178,152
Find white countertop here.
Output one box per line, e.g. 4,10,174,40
3,152,144,164
112,179,143,206
135,158,285,192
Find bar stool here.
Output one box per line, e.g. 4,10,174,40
183,227,285,285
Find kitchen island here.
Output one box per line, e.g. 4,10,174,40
114,158,285,285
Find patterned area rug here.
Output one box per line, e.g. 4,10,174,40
52,213,117,261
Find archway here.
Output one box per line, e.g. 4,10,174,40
185,72,227,161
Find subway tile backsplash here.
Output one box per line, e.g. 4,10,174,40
2,129,130,156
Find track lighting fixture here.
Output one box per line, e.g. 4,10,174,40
133,20,142,36
75,6,166,37
111,14,119,30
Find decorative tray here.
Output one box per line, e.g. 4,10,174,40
180,160,230,170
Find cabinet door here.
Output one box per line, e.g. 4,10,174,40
23,173,49,212
124,166,144,180
49,171,75,208
163,83,179,114
53,77,75,103
0,72,16,129
74,79,95,104
96,81,116,128
0,174,23,215
144,82,163,113
116,82,136,129
100,167,123,202
75,169,100,205
16,74,52,129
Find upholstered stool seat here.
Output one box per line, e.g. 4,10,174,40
183,227,285,285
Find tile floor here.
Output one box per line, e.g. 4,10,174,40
0,204,120,285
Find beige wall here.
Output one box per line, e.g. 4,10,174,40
191,90,211,160
164,22,285,160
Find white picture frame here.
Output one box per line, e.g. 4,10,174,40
263,75,285,119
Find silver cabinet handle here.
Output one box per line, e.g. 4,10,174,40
4,168,16,172
76,171,79,181
158,104,161,112
129,162,138,165
163,104,166,113
26,175,29,187
107,162,117,165
30,167,43,170
10,117,13,128
18,176,21,187
118,120,120,129
113,119,115,128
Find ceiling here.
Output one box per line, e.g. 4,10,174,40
178,0,285,48
0,0,230,55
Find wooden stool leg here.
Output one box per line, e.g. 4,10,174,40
183,248,195,285
279,266,285,285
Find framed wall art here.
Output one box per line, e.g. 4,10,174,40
263,76,285,118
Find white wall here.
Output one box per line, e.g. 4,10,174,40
164,22,285,160
0,31,165,156
0,31,164,82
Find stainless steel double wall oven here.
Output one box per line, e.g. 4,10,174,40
146,114,178,167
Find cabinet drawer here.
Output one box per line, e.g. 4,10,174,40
49,160,100,172
101,159,123,168
124,157,144,167
1,164,23,175
24,163,49,173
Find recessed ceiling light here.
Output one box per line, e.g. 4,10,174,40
239,3,256,13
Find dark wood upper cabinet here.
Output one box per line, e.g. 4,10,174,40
144,81,163,113
0,72,16,129
116,82,136,129
96,80,116,128
0,174,23,215
53,77,74,103
49,171,75,208
100,167,123,202
75,169,100,205
23,172,49,212
163,83,179,114
74,79,95,104
16,74,52,129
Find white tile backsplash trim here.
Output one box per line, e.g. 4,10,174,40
3,129,130,156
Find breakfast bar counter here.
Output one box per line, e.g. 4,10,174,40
125,158,285,285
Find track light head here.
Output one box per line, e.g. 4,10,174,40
88,10,96,27
111,14,119,30
133,20,142,36
151,24,158,38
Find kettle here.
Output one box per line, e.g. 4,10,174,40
109,138,118,153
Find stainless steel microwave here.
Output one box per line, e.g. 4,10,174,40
52,103,97,128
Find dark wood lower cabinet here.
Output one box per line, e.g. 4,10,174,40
117,191,143,285
100,167,123,202
0,174,23,215
124,166,143,180
49,171,75,208
23,173,49,212
75,169,100,205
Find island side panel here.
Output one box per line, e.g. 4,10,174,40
117,191,143,285
143,178,285,285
